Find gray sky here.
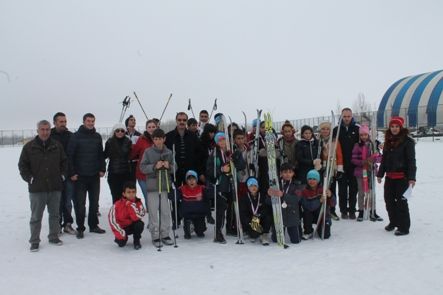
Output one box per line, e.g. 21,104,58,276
1,0,442,130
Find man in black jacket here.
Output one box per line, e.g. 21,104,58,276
67,113,106,238
333,108,360,219
50,112,76,235
19,120,67,252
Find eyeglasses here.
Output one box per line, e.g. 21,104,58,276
177,119,187,122
115,129,125,133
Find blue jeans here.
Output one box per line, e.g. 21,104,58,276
60,179,74,226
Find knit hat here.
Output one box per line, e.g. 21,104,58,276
319,122,331,130
214,113,223,125
185,170,198,180
306,169,320,182
214,132,226,144
301,125,314,135
112,123,126,134
359,124,370,135
246,177,259,188
389,116,404,128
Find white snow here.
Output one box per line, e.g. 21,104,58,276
1,139,442,295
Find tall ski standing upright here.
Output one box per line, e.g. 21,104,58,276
264,112,288,248
251,109,262,177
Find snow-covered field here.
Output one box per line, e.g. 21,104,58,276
1,139,442,295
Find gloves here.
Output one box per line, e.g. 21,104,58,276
313,159,322,171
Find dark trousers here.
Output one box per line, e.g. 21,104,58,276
271,226,302,244
184,217,207,235
384,178,410,232
116,220,144,246
60,179,74,226
226,193,237,234
338,173,358,214
107,173,131,204
74,175,100,232
215,193,228,233
246,211,272,239
303,207,331,239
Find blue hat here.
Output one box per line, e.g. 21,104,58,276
306,169,320,182
214,132,226,144
252,119,260,128
214,113,223,124
185,170,198,179
246,177,259,188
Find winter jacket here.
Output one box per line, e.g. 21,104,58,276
319,137,344,173
239,191,268,231
377,132,416,181
104,136,132,175
277,137,298,168
139,145,173,192
299,185,335,212
351,140,378,178
279,180,302,227
178,185,210,218
131,133,153,181
165,128,204,184
18,137,67,193
66,125,106,177
50,127,72,152
206,147,233,193
295,138,319,183
108,197,145,240
333,119,360,174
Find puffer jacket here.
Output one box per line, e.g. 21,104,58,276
104,136,132,175
295,138,319,183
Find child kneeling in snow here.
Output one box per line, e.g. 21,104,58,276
300,169,335,240
267,163,303,244
239,177,272,245
178,170,210,239
108,181,145,250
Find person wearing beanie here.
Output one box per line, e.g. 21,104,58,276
332,108,360,220
318,121,343,221
239,177,271,245
104,123,132,204
377,116,416,236
351,125,383,222
178,170,210,239
295,124,320,184
299,169,335,239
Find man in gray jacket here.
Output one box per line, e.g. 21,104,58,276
19,120,67,252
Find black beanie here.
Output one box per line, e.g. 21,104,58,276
301,125,313,135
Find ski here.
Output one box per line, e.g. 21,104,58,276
251,109,262,177
264,112,288,248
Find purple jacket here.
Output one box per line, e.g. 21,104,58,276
351,141,378,178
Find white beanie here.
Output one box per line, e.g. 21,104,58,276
111,123,126,135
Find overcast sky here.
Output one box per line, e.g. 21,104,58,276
1,0,442,130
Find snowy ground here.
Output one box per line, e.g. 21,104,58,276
1,139,442,295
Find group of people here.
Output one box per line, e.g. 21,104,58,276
18,107,417,252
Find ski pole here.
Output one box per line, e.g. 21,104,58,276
157,169,163,251
187,98,196,119
172,144,179,230
133,91,149,120
209,98,218,121
119,96,131,123
213,148,218,241
158,93,173,124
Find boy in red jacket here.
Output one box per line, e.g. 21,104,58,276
108,182,145,250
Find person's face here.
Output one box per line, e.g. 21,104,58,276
259,124,266,135
390,124,401,135
37,123,51,141
217,138,226,150
176,115,188,130
280,170,294,181
189,124,198,133
341,110,353,126
83,117,95,129
128,117,136,128
282,126,294,140
360,133,369,142
320,126,330,139
114,128,126,138
153,137,165,148
199,113,209,123
307,178,318,188
186,177,197,188
302,129,313,140
248,185,258,195
209,132,215,139
54,116,67,131
234,135,245,146
146,122,157,135
122,188,136,201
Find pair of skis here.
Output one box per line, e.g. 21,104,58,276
264,113,289,249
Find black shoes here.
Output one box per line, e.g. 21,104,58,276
134,241,142,250
76,230,84,239
348,212,356,220
341,213,349,219
394,229,409,236
385,224,396,232
30,243,39,252
357,210,364,222
331,212,340,221
114,238,127,247
90,227,106,234
206,215,215,224
49,238,63,246
214,232,227,244
162,237,174,246
370,211,384,222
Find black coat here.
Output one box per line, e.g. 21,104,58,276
206,148,232,193
18,137,67,193
239,192,267,230
280,181,302,227
104,136,132,175
165,128,204,185
295,138,319,183
50,127,72,152
333,119,360,174
377,135,416,181
67,125,106,177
